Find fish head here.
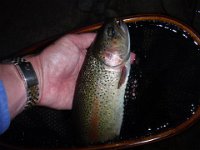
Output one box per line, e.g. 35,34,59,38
93,18,130,67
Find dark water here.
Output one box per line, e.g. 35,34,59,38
1,20,200,148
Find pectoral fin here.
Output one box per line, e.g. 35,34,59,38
118,65,128,89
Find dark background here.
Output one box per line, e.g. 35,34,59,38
1,0,200,149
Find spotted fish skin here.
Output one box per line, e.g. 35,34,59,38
73,19,130,144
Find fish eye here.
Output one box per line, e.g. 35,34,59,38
107,26,115,37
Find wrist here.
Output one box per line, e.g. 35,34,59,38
0,63,26,118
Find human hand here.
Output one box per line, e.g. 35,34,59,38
28,33,96,110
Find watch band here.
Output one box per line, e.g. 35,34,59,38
3,57,40,109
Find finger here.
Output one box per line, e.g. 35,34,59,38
65,33,96,50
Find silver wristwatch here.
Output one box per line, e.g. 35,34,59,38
2,57,40,109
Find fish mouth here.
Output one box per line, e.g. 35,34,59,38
115,19,130,63
117,20,129,37
107,18,129,36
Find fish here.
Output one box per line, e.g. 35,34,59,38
73,18,131,145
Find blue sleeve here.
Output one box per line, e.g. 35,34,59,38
0,80,10,134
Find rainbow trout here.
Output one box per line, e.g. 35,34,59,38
73,19,130,144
